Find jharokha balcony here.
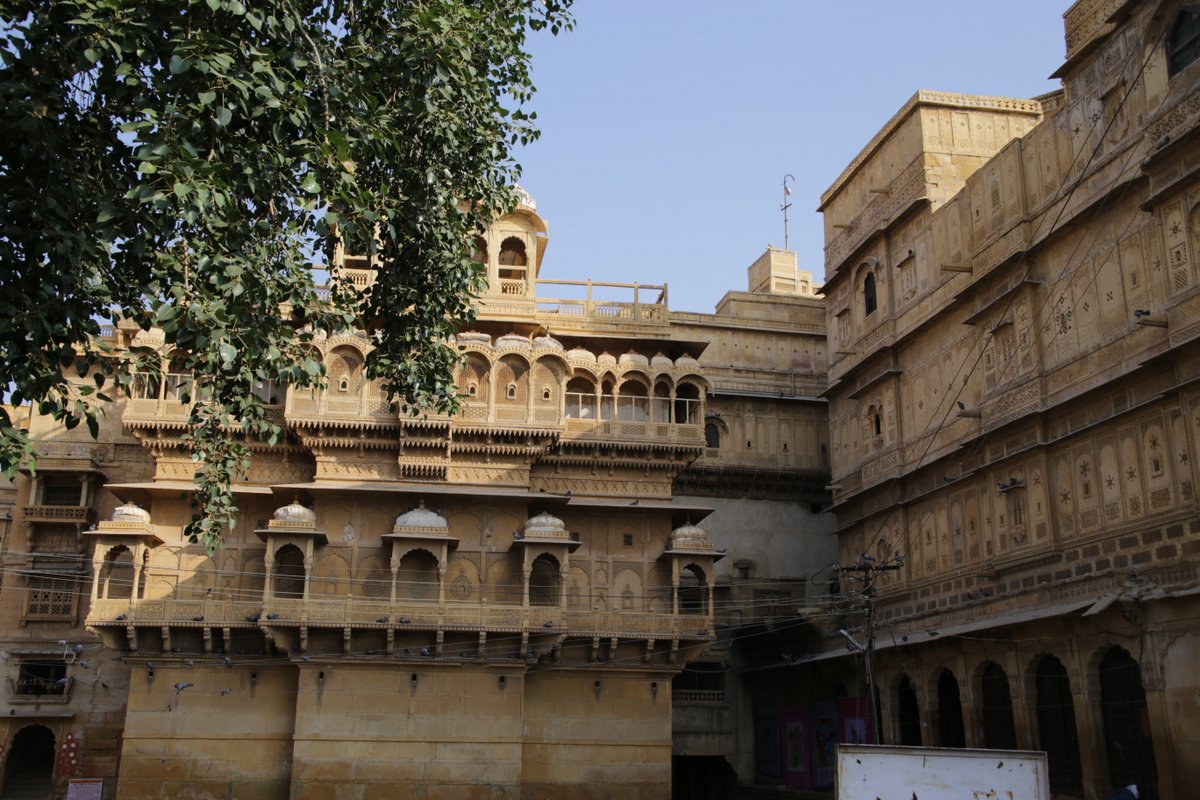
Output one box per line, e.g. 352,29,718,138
85,502,720,665
121,330,709,457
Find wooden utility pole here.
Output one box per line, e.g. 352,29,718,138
837,553,903,744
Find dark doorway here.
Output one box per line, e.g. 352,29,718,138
897,674,922,746
672,755,735,800
980,661,1017,750
936,668,966,747
1100,646,1157,799
1035,655,1083,795
2,724,55,799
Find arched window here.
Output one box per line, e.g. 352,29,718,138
397,549,439,601
705,422,721,449
863,272,878,316
472,235,488,265
674,383,701,425
529,554,560,607
565,376,596,419
274,545,306,599
678,564,706,615
1168,8,1200,77
617,379,649,421
100,546,135,600
498,237,528,286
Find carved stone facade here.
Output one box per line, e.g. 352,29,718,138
0,194,833,797
810,2,1200,799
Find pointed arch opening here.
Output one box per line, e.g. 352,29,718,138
99,545,136,600
617,377,649,421
3,725,55,799
980,661,1017,750
273,544,306,599
529,553,561,607
679,564,707,615
896,674,922,746
936,668,966,747
565,376,597,419
674,382,702,425
1035,654,1082,795
397,549,440,601
1099,646,1158,797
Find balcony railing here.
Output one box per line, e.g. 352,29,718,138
563,418,703,446
21,505,92,525
8,676,72,704
672,689,726,704
88,596,711,639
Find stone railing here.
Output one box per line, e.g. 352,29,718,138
478,278,670,329
21,505,92,525
563,419,703,446
672,689,726,704
88,598,265,626
88,595,710,639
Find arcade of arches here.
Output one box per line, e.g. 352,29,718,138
876,639,1159,799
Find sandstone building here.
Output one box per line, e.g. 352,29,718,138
784,1,1200,799
0,191,833,798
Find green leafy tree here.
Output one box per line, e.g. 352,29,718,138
0,0,572,551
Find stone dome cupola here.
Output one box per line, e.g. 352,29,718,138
393,500,449,534
667,521,714,552
111,502,151,524
272,499,317,529
513,511,580,551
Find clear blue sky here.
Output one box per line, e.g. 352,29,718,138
515,1,1069,314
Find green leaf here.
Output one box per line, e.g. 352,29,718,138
215,107,233,127
218,341,237,367
198,91,216,106
300,173,320,194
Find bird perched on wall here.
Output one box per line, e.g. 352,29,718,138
174,682,193,694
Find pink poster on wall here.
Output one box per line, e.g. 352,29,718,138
781,706,810,791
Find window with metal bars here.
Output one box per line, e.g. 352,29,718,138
13,661,67,696
40,481,81,507
1167,7,1200,77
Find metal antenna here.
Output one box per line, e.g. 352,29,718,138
781,174,795,250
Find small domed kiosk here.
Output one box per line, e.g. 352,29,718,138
381,501,459,606
660,521,724,625
255,499,326,606
85,503,163,613
511,511,579,611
